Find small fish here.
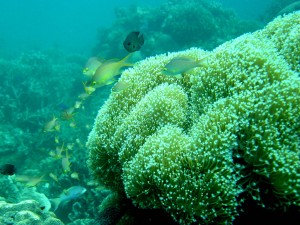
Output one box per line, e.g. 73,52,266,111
69,121,77,128
82,57,103,78
0,164,16,175
15,174,46,187
54,136,60,144
82,81,96,95
51,143,65,159
49,173,60,184
66,143,74,150
162,56,207,76
70,172,80,180
123,31,144,53
92,53,134,88
112,80,131,92
74,101,82,109
43,116,60,132
50,186,87,211
62,147,71,173
61,107,75,121
78,92,90,101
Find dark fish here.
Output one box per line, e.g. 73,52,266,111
123,31,144,53
0,164,16,175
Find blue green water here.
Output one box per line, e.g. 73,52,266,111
0,0,165,56
0,0,275,56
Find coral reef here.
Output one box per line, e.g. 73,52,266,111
0,50,85,170
0,176,21,203
0,48,109,223
0,200,64,225
87,12,300,224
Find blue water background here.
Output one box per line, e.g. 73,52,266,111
0,0,273,56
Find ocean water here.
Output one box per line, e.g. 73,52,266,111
0,0,275,56
0,0,299,224
0,0,165,56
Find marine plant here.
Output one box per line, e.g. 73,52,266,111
87,12,300,224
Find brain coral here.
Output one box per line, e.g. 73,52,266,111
87,12,300,224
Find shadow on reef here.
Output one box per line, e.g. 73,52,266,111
95,196,300,225
234,199,300,225
97,198,178,225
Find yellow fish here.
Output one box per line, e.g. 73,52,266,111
162,56,207,76
112,80,131,92
70,172,80,180
52,143,65,159
82,57,103,78
74,101,82,109
92,53,134,88
43,116,60,132
15,174,46,187
78,92,89,101
49,173,60,184
62,147,71,174
82,81,96,95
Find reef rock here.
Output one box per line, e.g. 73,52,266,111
0,200,64,225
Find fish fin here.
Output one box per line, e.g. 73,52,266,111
103,58,119,64
120,53,135,66
50,198,61,211
139,34,145,45
174,74,183,78
132,31,140,36
105,78,117,86
196,56,208,67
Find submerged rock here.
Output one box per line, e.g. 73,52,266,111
0,200,64,225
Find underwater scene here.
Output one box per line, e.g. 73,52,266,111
0,0,299,224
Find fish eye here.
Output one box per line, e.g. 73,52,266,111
127,42,131,46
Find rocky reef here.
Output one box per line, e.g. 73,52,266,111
0,200,64,225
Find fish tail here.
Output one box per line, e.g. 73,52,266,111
120,53,135,67
197,56,208,67
50,198,61,211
